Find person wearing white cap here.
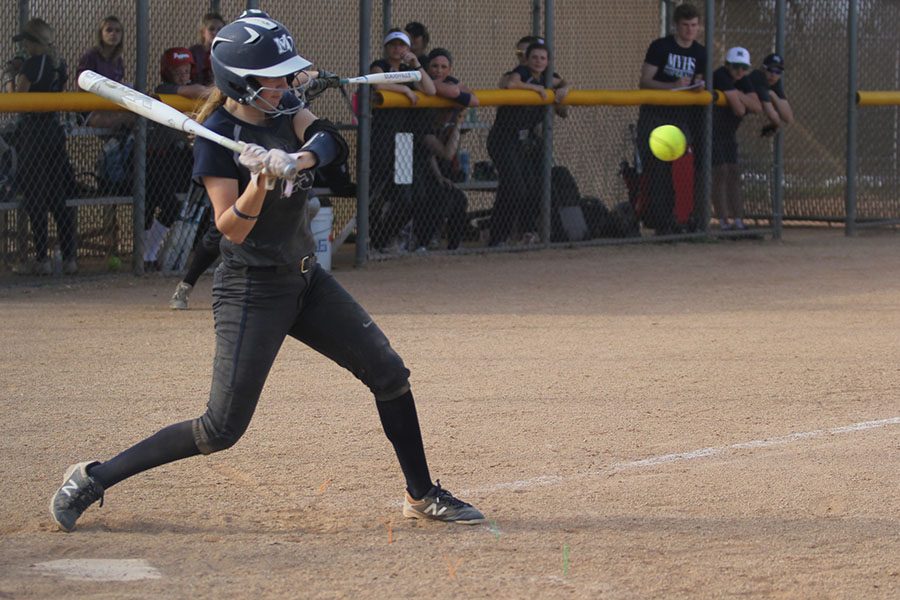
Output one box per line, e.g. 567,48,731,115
711,46,762,232
368,28,436,252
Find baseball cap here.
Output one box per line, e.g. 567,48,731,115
763,53,785,72
13,18,53,46
160,47,194,80
725,46,751,67
383,30,411,47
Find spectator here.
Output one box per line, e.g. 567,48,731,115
404,21,430,66
636,2,707,234
711,47,761,231
76,15,135,129
498,35,544,88
487,41,568,247
427,47,479,107
141,48,199,270
411,108,469,252
9,18,78,275
368,29,435,252
749,53,794,138
189,12,224,86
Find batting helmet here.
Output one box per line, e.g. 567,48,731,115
211,14,312,114
160,47,194,81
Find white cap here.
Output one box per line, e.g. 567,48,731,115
383,31,411,46
725,47,751,66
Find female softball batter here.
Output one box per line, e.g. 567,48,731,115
50,13,484,531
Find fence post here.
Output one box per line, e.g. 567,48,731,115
772,0,785,240
702,0,713,234
382,0,391,39
245,0,259,10
845,0,858,236
540,0,554,246
357,0,373,267
132,0,149,275
532,0,541,37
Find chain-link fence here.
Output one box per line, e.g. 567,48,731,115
0,0,896,276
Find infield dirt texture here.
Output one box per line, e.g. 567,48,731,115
2,229,898,598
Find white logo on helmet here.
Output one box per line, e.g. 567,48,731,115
274,34,293,54
239,17,279,30
242,27,261,44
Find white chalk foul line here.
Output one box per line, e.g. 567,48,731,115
464,416,900,496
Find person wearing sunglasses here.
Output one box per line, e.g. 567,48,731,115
711,46,762,232
748,53,794,138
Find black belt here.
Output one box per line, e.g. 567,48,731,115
234,254,317,275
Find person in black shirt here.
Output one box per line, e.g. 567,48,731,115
488,41,568,246
50,13,484,534
637,3,707,234
9,18,78,275
712,47,762,231
748,53,794,138
368,29,436,252
404,21,430,68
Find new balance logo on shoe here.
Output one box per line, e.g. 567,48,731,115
424,503,448,516
61,479,79,497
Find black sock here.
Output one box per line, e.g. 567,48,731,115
183,244,219,287
376,391,433,499
88,420,200,489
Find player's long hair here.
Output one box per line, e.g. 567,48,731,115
193,88,226,124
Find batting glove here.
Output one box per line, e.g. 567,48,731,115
238,143,267,174
263,149,299,180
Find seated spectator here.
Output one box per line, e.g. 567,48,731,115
749,53,794,138
487,41,568,246
404,21,430,66
9,18,78,275
76,15,135,129
712,47,762,231
369,28,435,252
412,108,469,252
141,48,199,270
189,12,224,86
427,47,479,107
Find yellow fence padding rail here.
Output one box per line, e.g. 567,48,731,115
856,91,900,106
0,92,200,113
0,90,729,113
375,88,729,108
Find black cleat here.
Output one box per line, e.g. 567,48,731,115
49,461,104,532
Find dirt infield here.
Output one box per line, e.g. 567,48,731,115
1,229,899,599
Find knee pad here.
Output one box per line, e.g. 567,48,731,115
367,347,411,402
192,415,247,455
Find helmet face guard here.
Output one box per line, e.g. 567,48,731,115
211,15,313,116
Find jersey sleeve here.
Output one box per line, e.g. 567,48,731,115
748,70,771,102
713,68,735,92
735,75,755,94
512,64,532,83
772,78,786,99
643,38,665,66
192,136,239,184
154,82,180,95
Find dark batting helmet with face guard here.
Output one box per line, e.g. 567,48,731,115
211,14,312,115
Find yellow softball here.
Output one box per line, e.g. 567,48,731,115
649,125,687,161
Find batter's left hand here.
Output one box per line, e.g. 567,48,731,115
263,149,299,180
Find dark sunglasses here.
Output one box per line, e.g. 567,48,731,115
729,63,751,71
766,67,783,75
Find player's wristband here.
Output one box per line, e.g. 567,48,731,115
232,204,259,220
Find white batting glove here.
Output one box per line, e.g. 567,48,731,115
238,143,267,174
263,149,299,180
